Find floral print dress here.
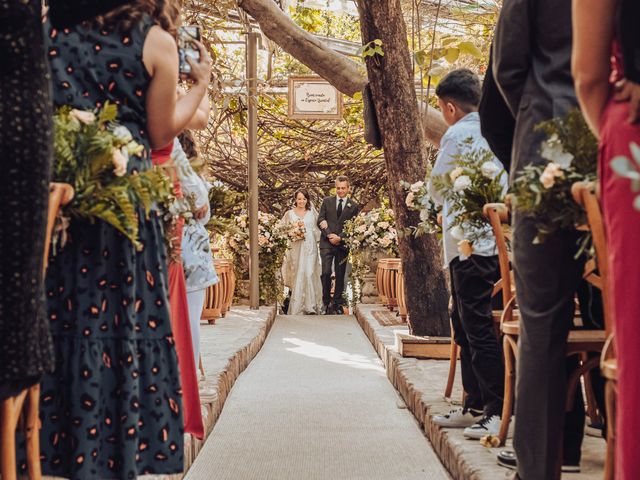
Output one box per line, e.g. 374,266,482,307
30,16,184,480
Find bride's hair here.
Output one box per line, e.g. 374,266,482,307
293,189,312,211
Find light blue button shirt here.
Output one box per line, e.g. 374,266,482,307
427,112,508,268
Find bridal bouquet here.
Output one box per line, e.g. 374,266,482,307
430,141,507,252
511,108,597,244
52,102,172,250
287,220,306,242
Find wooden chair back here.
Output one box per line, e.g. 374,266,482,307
483,203,514,323
571,181,612,335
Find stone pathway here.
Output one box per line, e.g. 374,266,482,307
185,314,450,480
355,303,606,480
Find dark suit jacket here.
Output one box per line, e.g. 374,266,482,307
317,196,359,250
493,0,577,183
619,0,640,83
479,48,515,173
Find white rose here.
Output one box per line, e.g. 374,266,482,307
480,161,500,179
450,167,464,181
112,125,133,143
112,148,128,177
410,181,424,193
453,175,472,192
377,221,390,229
541,134,574,168
419,209,430,221
70,109,96,125
449,225,465,241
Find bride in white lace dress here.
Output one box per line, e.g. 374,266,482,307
281,190,323,315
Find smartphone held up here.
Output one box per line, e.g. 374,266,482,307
178,25,201,76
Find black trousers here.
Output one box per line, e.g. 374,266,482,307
450,255,504,417
320,247,348,307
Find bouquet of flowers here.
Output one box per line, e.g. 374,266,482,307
287,220,306,242
401,179,442,236
431,141,507,251
342,207,399,255
511,108,598,244
52,102,172,250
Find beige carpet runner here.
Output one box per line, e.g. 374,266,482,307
185,314,449,480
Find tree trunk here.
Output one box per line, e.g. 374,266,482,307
356,1,449,337
238,0,367,97
238,0,448,147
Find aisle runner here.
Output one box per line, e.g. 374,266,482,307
185,314,449,480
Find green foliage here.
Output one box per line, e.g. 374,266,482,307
52,103,173,250
511,108,598,244
358,39,384,58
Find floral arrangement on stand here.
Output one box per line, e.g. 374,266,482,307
430,141,507,256
402,179,442,236
511,108,598,246
222,211,289,304
52,103,173,251
342,206,399,303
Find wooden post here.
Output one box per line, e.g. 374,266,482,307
247,31,260,310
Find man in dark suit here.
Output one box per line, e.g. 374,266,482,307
317,176,360,314
478,48,515,173
492,1,585,479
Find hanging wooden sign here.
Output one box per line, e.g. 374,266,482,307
288,76,343,120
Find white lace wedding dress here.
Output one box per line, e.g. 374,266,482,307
281,208,323,315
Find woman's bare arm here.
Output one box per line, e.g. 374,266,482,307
143,26,211,148
572,0,617,137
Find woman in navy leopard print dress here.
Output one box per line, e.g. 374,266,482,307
31,1,211,478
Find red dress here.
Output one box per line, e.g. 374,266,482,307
153,141,204,439
598,46,640,479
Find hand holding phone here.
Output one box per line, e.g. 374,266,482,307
178,26,211,85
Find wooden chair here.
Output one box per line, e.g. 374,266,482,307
484,198,607,446
571,181,615,480
444,204,513,399
1,182,74,480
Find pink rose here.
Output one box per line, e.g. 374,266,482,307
70,109,96,125
112,148,128,177
539,162,564,189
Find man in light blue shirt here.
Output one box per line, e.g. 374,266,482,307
428,69,507,440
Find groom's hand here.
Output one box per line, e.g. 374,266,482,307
319,220,328,230
328,234,341,246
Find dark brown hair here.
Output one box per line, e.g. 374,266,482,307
293,189,312,211
96,0,181,37
178,130,199,160
335,175,350,185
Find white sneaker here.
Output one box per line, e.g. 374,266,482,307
463,414,503,439
432,407,482,428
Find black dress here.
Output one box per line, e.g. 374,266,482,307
32,17,184,480
0,0,55,400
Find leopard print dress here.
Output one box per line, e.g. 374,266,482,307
29,16,184,479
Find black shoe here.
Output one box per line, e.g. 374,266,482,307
333,304,345,315
497,449,580,473
323,304,334,315
497,450,517,471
